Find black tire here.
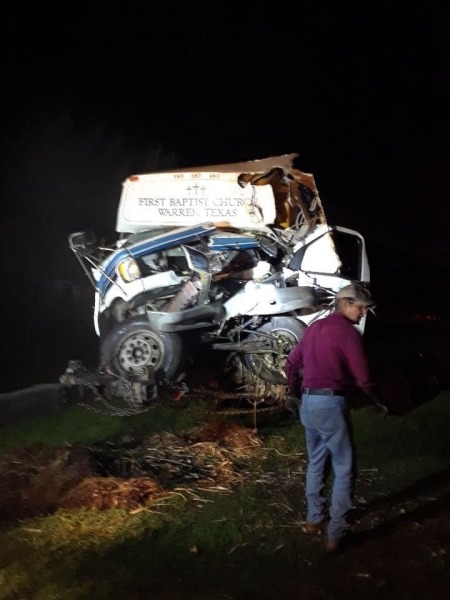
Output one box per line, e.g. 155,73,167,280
243,316,305,384
99,315,184,382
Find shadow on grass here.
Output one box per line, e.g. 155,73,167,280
348,466,450,546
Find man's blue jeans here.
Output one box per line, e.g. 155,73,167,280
299,391,354,542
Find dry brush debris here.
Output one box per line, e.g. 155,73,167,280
59,475,168,510
0,422,269,518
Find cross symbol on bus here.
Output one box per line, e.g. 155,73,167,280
186,184,206,195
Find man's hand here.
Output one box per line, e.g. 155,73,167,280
287,377,302,398
375,402,389,417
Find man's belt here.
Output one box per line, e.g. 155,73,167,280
302,388,345,396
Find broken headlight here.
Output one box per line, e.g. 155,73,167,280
118,258,142,282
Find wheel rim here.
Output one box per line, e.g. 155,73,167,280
256,329,298,376
245,325,302,384
117,330,164,372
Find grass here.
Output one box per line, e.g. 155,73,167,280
0,390,449,599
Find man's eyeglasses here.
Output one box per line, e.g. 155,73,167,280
349,301,376,314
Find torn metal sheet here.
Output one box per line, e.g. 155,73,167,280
116,154,325,234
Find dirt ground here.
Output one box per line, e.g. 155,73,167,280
304,484,450,600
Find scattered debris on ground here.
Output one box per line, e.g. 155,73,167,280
0,422,273,518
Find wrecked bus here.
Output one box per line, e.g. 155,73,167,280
62,153,371,411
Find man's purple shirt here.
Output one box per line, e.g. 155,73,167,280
285,312,376,397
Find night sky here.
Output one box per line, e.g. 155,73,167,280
1,3,448,388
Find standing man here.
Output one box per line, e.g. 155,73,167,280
285,283,387,553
